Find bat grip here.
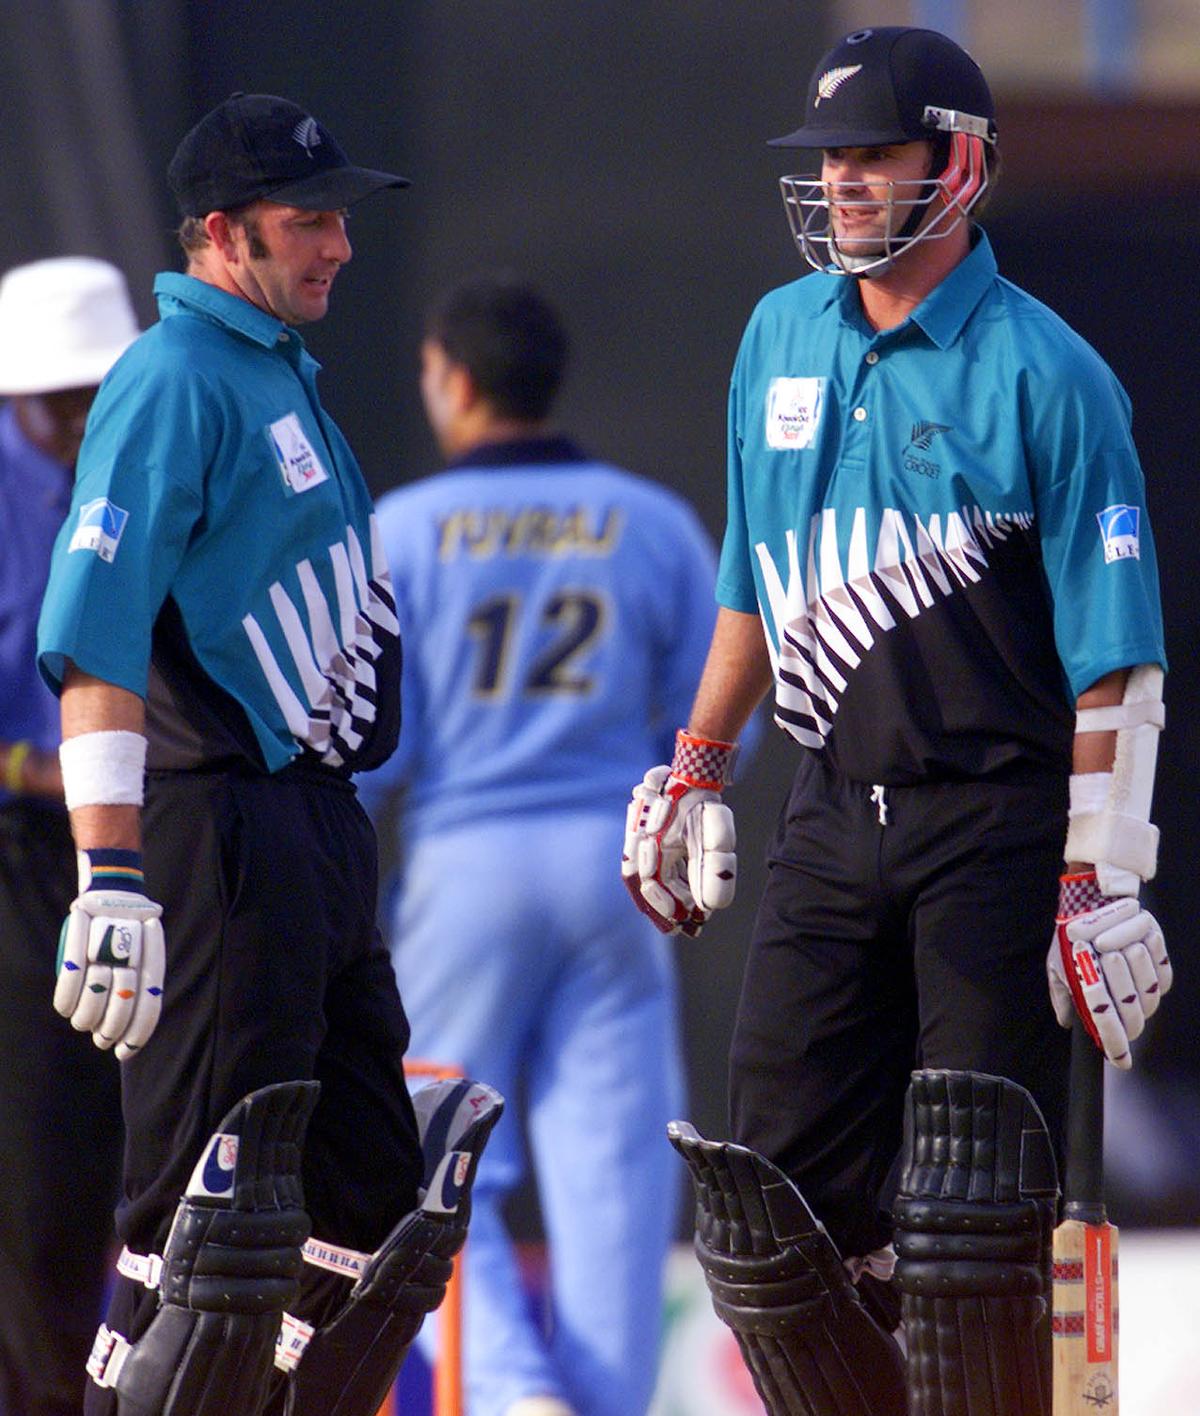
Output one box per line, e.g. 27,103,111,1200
1063,1015,1107,1223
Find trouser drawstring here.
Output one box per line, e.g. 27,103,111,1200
869,784,889,826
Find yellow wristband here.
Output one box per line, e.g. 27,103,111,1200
4,740,32,794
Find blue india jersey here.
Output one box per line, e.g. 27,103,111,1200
37,273,399,774
357,437,719,835
719,232,1165,784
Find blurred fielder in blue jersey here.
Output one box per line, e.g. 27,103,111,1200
359,273,722,1416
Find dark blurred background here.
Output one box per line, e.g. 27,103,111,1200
3,0,1197,1227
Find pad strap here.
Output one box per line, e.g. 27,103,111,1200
87,1324,134,1390
1064,809,1159,882
276,1311,316,1374
116,1245,163,1290
299,1235,371,1280
278,1078,505,1416
1074,699,1164,734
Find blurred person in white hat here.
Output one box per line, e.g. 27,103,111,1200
0,254,138,1416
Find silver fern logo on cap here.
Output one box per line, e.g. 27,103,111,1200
815,64,863,106
292,117,322,155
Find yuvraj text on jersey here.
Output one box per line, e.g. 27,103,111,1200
436,506,623,560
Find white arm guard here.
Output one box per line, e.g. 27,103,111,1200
1064,664,1164,896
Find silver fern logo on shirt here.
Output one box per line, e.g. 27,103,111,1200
903,421,952,478
754,502,1035,751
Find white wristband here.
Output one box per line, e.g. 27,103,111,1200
59,730,147,810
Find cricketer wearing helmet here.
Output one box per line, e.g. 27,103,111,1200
623,26,1168,1416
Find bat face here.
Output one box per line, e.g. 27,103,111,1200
1052,1214,1119,1412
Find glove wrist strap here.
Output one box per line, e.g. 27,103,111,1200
670,728,737,791
78,847,147,895
1058,870,1106,917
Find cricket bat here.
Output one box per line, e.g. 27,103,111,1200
1052,1017,1118,1412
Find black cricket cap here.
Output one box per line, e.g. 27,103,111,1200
168,92,410,218
769,27,996,150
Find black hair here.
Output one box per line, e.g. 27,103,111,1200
424,273,569,422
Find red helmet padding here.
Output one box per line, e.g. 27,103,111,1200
938,131,984,212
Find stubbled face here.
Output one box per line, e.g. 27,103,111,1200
14,385,99,467
821,140,934,259
229,202,352,325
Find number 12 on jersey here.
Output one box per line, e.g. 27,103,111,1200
466,591,606,699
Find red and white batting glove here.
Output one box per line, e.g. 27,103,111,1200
621,730,737,938
1048,870,1172,1069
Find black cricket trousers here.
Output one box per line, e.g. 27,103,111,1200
730,751,1072,1261
85,764,424,1416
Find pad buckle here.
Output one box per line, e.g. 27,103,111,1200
117,1244,164,1290
86,1322,133,1388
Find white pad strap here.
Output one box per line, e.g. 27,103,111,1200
1074,699,1165,734
59,729,147,809
1065,665,1164,894
272,1221,434,1374
116,1244,164,1289
274,1233,368,1374
844,1243,896,1284
276,1310,316,1373
273,1140,480,1375
87,1322,134,1388
298,1234,371,1281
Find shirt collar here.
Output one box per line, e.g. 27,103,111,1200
153,271,312,358
832,228,998,350
447,434,590,471
907,230,997,349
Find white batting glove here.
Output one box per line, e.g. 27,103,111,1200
1048,870,1172,1070
55,849,165,1061
621,730,737,938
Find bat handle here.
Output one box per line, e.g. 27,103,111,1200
1062,1015,1107,1224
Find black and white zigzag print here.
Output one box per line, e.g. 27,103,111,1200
242,516,400,766
757,504,1033,748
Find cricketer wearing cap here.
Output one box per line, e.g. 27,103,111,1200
37,94,501,1416
622,27,1168,1416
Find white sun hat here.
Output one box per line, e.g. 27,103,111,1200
0,256,140,396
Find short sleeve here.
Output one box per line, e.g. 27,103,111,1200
37,347,211,696
1028,356,1165,697
715,339,758,615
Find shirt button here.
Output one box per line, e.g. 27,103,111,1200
277,331,290,343
865,351,879,365
853,406,867,422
